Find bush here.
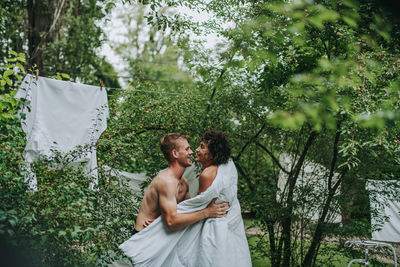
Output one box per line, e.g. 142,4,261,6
0,131,138,266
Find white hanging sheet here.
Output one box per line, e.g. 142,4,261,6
119,159,252,267
15,74,109,190
367,180,400,243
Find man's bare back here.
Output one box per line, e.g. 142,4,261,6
135,169,189,231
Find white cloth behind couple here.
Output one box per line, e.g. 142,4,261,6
119,159,252,267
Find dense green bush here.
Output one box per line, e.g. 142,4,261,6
1,145,138,266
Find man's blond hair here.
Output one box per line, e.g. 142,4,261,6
160,133,190,163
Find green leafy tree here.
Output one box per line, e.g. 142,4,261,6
98,2,204,176
131,0,400,266
0,0,122,85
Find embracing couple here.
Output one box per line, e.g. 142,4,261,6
119,131,251,267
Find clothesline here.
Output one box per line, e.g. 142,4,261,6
105,86,206,97
83,71,191,84
0,68,206,97
0,66,192,84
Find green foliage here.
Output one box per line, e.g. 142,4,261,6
0,144,137,266
131,0,400,266
0,2,25,62
0,0,121,87
0,51,25,119
42,0,115,84
1,0,400,266
98,82,210,176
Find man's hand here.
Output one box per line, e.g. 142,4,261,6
205,198,230,218
143,218,155,228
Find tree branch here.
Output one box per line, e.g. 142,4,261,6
302,167,348,267
282,130,318,267
31,0,66,60
234,161,255,192
256,142,289,174
320,36,330,60
206,49,236,112
290,131,318,191
233,123,265,162
328,119,343,190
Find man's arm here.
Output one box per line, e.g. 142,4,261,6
159,179,228,231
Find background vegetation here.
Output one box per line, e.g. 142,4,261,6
1,0,399,266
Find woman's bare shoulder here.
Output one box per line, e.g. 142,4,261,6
199,165,218,181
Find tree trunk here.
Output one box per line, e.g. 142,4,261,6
301,171,346,267
302,120,345,267
281,131,318,266
301,191,334,266
267,218,280,267
302,170,348,266
27,0,60,73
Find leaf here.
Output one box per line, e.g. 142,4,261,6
41,235,49,243
308,9,339,29
3,70,14,77
15,74,22,82
7,229,14,237
343,0,358,8
106,2,116,9
5,77,11,86
9,50,18,56
71,231,78,238
17,56,25,63
61,73,70,79
58,230,67,237
16,62,25,73
9,218,17,227
343,16,358,28
3,64,13,69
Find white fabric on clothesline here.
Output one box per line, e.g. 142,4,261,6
15,74,109,190
367,180,400,243
119,159,252,267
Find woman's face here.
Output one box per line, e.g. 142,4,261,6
195,141,213,166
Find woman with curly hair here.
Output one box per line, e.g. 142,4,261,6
195,130,232,194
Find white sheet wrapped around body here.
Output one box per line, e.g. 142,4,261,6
119,159,252,267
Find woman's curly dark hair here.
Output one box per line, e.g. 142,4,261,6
201,130,231,165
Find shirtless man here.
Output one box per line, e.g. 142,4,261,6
134,133,229,232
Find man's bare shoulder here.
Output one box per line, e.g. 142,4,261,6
155,170,178,191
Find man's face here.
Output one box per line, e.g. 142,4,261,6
195,141,212,165
174,138,193,167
